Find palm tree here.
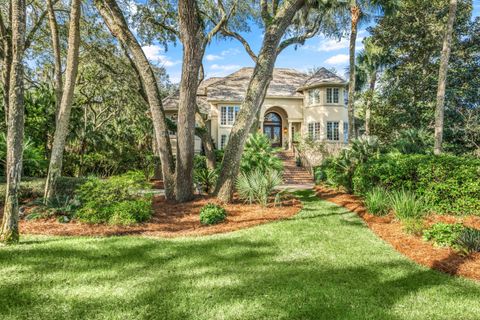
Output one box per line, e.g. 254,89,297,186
355,38,386,135
434,0,458,155
345,0,396,142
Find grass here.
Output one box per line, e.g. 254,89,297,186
0,190,479,319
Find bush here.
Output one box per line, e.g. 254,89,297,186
240,133,283,174
389,189,427,220
393,129,433,155
364,187,390,216
0,176,85,205
199,203,227,225
236,169,282,207
353,154,480,215
455,228,480,254
423,223,465,247
0,134,47,177
402,218,426,236
314,136,380,191
75,171,152,225
194,168,218,194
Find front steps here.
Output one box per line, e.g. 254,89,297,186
277,151,314,185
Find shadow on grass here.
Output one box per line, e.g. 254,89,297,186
0,190,479,319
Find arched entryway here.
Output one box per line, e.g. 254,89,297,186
263,112,282,147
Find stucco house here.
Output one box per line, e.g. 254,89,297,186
163,67,349,153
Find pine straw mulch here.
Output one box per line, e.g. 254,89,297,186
314,185,480,282
16,194,302,238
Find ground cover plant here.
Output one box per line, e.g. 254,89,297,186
1,191,480,319
199,203,227,225
364,187,390,216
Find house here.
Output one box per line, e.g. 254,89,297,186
163,67,349,153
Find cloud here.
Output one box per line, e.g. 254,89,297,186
205,54,223,61
142,45,180,67
317,38,350,52
325,54,349,65
220,48,240,56
210,64,241,71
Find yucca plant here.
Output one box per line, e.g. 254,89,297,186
364,187,390,216
194,168,218,194
455,228,480,254
236,169,283,207
389,189,427,220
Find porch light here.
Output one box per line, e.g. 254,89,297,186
283,127,288,134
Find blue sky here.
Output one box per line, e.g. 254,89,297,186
143,1,480,84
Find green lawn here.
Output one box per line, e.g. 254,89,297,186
1,190,479,320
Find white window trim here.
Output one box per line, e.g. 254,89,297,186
219,105,240,127
326,87,340,105
327,121,340,141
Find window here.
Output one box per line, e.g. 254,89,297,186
308,89,320,105
327,121,340,141
344,89,348,106
343,122,349,143
308,122,321,140
220,106,240,125
327,88,339,104
220,134,228,149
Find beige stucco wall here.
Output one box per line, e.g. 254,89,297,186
167,83,349,153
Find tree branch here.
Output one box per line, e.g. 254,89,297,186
205,0,236,44
261,0,271,25
276,19,322,55
25,1,58,50
220,28,257,62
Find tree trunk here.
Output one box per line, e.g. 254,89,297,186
1,0,26,244
1,5,12,128
46,0,63,122
196,112,216,170
176,0,205,202
434,0,457,155
94,0,176,199
365,70,377,136
43,0,81,202
214,0,305,202
347,4,360,142
151,133,163,180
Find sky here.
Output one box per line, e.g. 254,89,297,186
143,1,480,84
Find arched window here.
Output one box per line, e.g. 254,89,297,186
264,112,281,124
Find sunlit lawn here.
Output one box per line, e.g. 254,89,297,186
1,190,479,320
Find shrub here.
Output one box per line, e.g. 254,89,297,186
194,168,218,194
240,133,283,174
402,218,426,236
314,136,380,191
75,171,152,225
393,129,433,155
389,189,427,220
194,155,207,171
353,154,480,215
0,134,47,177
364,187,391,216
199,203,227,225
423,223,465,247
455,228,480,254
236,169,283,207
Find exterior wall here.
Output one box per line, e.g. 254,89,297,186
165,110,203,154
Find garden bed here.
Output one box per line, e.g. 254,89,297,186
13,195,302,238
314,185,480,281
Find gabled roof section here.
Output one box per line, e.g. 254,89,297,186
298,67,347,91
206,67,309,101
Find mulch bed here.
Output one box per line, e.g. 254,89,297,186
314,185,480,282
17,195,302,238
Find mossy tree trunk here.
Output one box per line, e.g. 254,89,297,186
43,0,81,203
434,0,457,155
176,0,205,202
215,0,307,203
46,0,63,123
94,0,176,200
347,4,360,142
1,0,26,245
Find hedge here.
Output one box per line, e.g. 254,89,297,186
352,154,480,215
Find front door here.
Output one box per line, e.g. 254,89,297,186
263,112,282,147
